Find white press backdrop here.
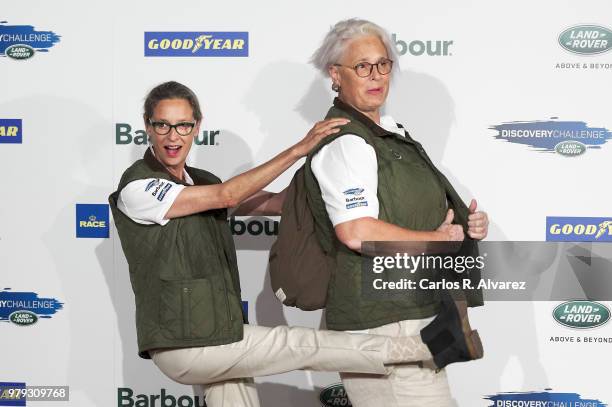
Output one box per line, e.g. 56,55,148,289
1,1,612,406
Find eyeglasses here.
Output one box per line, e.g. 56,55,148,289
333,58,394,78
148,119,196,136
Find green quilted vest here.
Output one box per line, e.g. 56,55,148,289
109,149,245,358
305,98,483,331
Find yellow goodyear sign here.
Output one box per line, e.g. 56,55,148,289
145,32,248,57
546,217,612,241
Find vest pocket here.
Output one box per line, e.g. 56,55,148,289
160,278,216,340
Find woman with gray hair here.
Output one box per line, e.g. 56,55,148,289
304,18,490,406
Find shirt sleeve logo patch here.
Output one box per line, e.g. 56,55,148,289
343,187,367,209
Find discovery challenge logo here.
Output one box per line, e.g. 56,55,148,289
546,217,612,242
0,289,64,326
145,32,248,57
0,22,61,60
490,119,612,156
0,119,22,144
76,204,109,238
485,390,606,406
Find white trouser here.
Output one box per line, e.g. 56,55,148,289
151,324,394,407
341,316,454,407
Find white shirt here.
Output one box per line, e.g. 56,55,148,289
311,115,405,227
117,152,194,226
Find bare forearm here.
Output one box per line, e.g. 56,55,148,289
166,148,298,219
336,217,444,252
222,147,298,208
231,189,286,216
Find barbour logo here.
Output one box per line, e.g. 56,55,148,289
553,300,610,329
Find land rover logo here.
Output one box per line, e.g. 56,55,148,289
559,25,612,55
5,44,36,60
9,310,38,326
553,300,610,329
554,140,586,157
320,383,352,407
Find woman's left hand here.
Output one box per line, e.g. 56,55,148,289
467,199,489,240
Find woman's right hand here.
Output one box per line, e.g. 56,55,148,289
436,209,465,241
291,118,350,158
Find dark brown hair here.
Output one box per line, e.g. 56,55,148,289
143,81,202,122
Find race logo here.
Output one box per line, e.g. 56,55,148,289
230,217,278,236
0,22,61,60
145,32,248,57
118,388,205,407
0,382,26,406
320,383,351,407
0,289,64,326
76,204,109,238
115,123,220,146
343,187,367,209
485,390,606,407
392,33,453,56
0,119,22,144
559,25,612,55
490,119,612,156
546,217,612,242
553,300,610,329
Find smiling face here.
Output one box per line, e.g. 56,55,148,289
145,98,200,178
329,35,391,123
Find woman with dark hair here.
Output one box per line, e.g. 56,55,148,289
109,81,468,407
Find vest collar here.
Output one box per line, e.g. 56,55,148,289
333,97,400,139
143,147,193,186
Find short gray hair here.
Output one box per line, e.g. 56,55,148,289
311,18,399,75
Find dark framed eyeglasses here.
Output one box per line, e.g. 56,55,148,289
334,58,394,78
148,119,196,136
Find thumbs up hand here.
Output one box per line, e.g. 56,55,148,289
467,199,489,240
436,209,465,241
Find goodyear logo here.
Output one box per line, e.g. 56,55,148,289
546,217,612,242
559,25,612,55
0,119,22,144
553,300,610,329
0,21,61,60
320,383,352,407
76,204,109,238
144,32,248,57
0,382,26,406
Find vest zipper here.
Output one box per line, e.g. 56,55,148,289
222,277,233,324
183,287,191,338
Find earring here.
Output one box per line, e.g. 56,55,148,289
331,83,340,92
